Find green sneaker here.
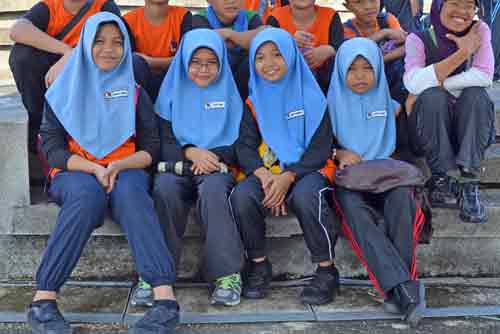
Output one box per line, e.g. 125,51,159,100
210,273,242,306
131,278,154,307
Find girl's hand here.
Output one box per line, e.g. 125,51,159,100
336,149,362,170
45,51,72,88
384,28,408,43
446,22,481,58
185,147,220,175
93,164,110,190
294,30,314,49
271,203,288,217
262,172,295,208
405,94,417,115
104,160,124,193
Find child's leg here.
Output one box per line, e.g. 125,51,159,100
9,44,60,152
153,172,197,268
194,173,244,281
110,170,176,288
35,172,107,294
334,187,411,294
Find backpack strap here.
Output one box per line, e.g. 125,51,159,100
55,0,93,41
376,12,389,30
344,19,361,38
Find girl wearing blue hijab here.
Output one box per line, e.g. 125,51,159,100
330,38,425,325
153,29,245,307
229,28,339,306
32,13,179,334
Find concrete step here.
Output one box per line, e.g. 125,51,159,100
3,190,500,280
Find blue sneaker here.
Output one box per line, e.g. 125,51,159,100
27,301,72,334
131,278,154,307
459,182,488,224
131,302,179,334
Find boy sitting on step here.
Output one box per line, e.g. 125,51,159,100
9,0,121,154
124,0,192,101
266,0,344,93
343,0,408,104
192,0,264,100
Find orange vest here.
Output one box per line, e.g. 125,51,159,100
124,6,187,58
244,0,283,22
43,0,108,47
269,5,335,69
246,100,335,183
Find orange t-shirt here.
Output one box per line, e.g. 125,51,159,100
43,0,108,47
269,5,336,69
49,138,136,178
124,6,188,58
244,0,283,22
343,13,401,39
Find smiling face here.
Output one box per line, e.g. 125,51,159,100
344,0,380,26
92,23,124,72
346,56,375,94
188,47,220,88
207,0,243,25
440,0,476,33
254,42,288,82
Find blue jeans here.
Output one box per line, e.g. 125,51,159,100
36,169,175,292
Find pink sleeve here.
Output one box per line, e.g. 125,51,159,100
471,21,494,80
404,33,426,74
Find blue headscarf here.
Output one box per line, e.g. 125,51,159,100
45,12,135,160
155,29,243,149
327,38,398,161
248,28,327,167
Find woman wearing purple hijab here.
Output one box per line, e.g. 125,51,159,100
403,0,495,224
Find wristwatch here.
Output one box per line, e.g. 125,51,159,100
332,148,337,161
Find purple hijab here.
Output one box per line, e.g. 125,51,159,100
417,0,477,61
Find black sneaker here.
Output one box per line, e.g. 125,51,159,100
459,182,488,224
131,301,179,334
428,175,458,208
242,259,272,299
392,280,422,327
300,266,339,305
27,301,72,334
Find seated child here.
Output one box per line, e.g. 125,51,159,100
230,28,338,305
124,0,192,101
30,13,179,334
192,0,264,99
152,29,245,307
403,0,495,223
9,0,120,153
343,0,408,104
329,37,425,326
266,0,344,93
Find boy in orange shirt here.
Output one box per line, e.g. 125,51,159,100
124,0,192,101
9,0,120,153
343,0,408,104
266,0,344,93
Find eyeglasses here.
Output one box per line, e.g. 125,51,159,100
189,59,219,71
444,0,478,14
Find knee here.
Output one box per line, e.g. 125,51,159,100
113,170,149,200
68,181,107,214
229,183,257,214
386,186,413,203
199,174,233,200
460,87,491,107
9,44,39,71
418,87,448,106
153,173,184,201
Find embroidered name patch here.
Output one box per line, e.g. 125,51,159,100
367,110,387,119
205,101,225,110
104,89,129,99
287,109,305,119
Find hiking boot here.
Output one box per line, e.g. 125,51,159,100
428,175,458,208
210,273,242,306
27,300,72,334
131,278,154,307
392,280,422,327
300,265,339,305
131,300,179,334
243,259,273,299
459,182,488,224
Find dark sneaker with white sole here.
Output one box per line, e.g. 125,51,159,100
210,273,242,306
131,300,179,334
459,182,488,224
300,265,339,305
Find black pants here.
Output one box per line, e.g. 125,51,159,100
9,44,61,152
230,172,337,264
334,186,424,294
133,54,167,102
37,170,176,292
408,87,495,175
153,172,244,281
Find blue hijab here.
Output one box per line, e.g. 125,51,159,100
45,12,135,160
327,38,398,161
248,28,327,167
155,29,243,149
